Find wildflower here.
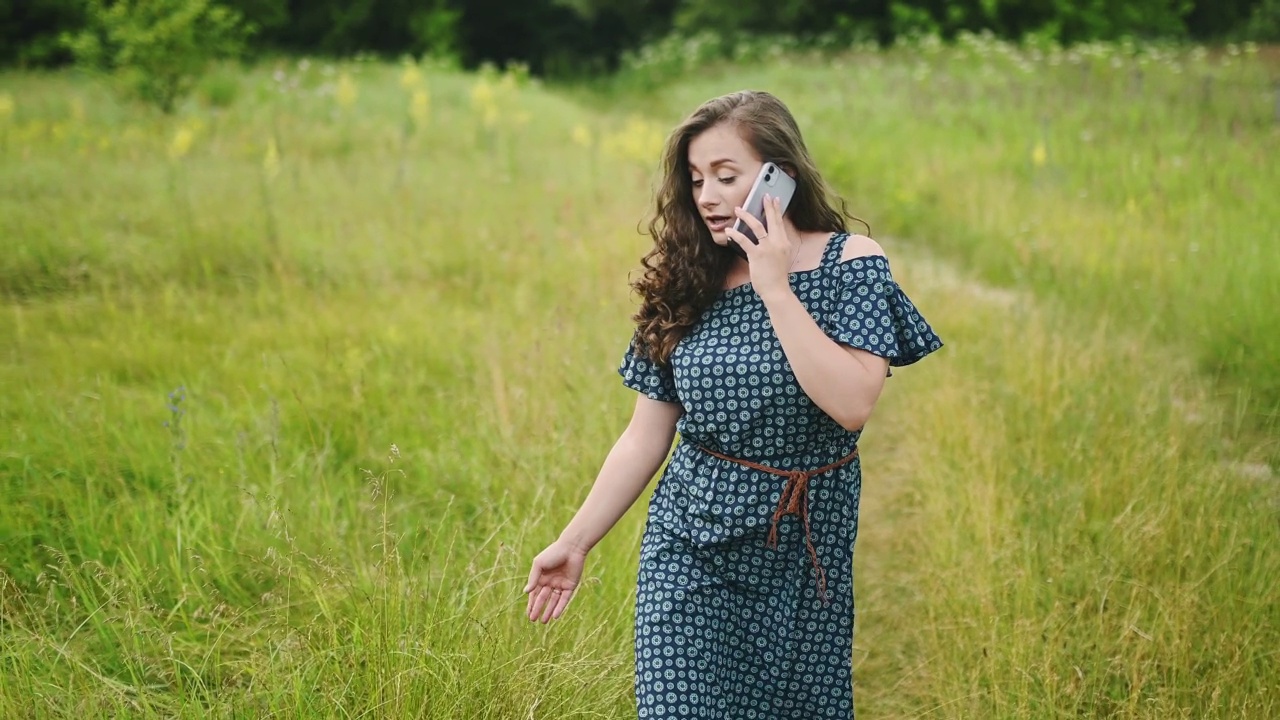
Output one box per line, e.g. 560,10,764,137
601,116,664,164
1031,140,1047,167
0,93,13,122
400,64,423,90
169,126,195,160
335,72,358,110
410,88,430,129
470,78,495,111
263,137,280,180
571,124,592,148
471,79,500,128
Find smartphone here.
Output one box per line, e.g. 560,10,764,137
728,161,797,261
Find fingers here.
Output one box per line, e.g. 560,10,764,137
732,205,768,241
535,587,567,623
761,193,782,230
550,587,574,621
525,583,576,623
527,585,552,621
538,589,558,623
723,225,756,259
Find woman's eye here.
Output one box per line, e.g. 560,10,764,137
691,179,704,188
718,176,736,184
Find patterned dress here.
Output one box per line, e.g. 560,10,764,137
618,231,943,719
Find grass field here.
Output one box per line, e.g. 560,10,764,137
1,39,1278,717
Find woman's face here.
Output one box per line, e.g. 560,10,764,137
687,123,763,249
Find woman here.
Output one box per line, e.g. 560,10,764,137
524,90,943,718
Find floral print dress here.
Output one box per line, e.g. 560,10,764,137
619,231,944,719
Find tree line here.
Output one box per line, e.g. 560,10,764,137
4,0,1278,74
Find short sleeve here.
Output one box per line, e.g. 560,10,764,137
826,255,943,370
618,333,680,403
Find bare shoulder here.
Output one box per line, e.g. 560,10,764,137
839,233,887,262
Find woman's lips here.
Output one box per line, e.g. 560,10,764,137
705,216,731,232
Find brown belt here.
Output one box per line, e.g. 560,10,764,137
695,444,860,606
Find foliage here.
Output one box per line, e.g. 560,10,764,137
408,0,462,60
62,0,253,113
0,0,85,66
1241,0,1280,38
6,0,1277,75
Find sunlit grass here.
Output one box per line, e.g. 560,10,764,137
1,43,1277,717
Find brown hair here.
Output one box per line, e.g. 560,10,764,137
630,90,866,365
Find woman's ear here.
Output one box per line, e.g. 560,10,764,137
780,163,797,178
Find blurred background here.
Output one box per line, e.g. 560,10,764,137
3,0,1280,74
1,1,1278,718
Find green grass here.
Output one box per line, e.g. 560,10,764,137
1,44,1277,717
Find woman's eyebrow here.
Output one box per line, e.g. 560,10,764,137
690,158,739,171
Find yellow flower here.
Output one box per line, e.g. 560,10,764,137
400,64,423,90
571,124,592,148
410,88,430,128
335,73,358,109
470,78,495,110
1031,140,1047,167
169,126,195,160
0,93,13,122
263,137,280,179
601,115,664,164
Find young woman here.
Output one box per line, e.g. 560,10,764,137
524,90,943,717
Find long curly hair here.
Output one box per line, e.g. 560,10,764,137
630,90,866,365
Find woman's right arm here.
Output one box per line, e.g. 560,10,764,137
524,395,681,623
556,395,683,553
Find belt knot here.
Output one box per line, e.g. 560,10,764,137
695,445,860,607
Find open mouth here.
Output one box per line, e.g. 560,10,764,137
705,215,732,232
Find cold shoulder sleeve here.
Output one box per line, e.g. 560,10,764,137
826,255,943,370
618,333,680,403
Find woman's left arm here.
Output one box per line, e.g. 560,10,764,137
759,283,889,432
727,199,892,432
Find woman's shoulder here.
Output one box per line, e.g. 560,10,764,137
838,233,887,262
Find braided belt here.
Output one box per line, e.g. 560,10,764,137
695,445,860,606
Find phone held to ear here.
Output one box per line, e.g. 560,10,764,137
728,161,797,261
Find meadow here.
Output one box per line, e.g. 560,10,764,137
0,37,1277,717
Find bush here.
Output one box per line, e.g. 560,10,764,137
1242,0,1280,40
63,0,253,113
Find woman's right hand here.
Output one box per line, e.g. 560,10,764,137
523,540,588,623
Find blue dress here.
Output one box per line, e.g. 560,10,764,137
618,231,943,719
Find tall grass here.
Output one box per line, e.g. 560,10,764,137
0,45,1277,717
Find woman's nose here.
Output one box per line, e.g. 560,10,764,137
698,185,719,207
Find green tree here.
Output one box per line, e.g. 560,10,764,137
0,0,85,65
63,0,253,113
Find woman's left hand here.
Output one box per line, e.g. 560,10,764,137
725,195,794,299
